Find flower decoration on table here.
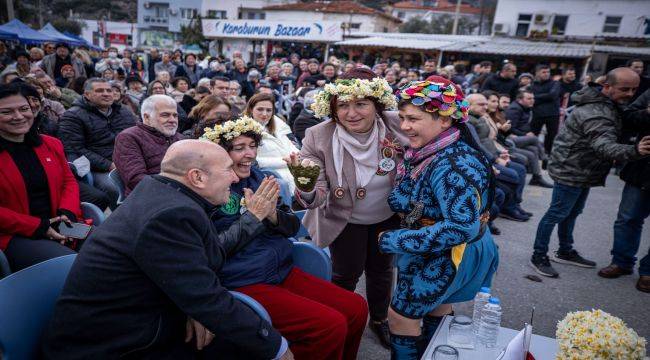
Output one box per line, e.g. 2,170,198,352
555,309,646,360
200,115,264,143
395,80,469,123
311,77,398,118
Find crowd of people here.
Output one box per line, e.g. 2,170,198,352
1,38,649,359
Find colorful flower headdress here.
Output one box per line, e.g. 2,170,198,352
395,79,469,122
311,78,398,118
200,115,264,143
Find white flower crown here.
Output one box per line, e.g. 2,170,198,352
311,77,398,118
200,115,264,143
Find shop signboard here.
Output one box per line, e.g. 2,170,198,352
203,20,343,42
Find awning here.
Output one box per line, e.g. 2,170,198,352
0,19,57,44
39,23,86,47
62,31,103,51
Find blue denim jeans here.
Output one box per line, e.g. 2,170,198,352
533,182,590,256
611,183,650,276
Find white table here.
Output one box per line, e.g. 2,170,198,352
422,316,558,360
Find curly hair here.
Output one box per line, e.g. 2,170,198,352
218,130,263,152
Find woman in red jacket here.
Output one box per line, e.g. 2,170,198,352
0,83,82,271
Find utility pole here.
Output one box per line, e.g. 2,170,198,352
6,0,15,21
37,0,44,28
451,0,462,35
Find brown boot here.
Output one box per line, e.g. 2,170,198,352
597,264,633,279
637,276,650,293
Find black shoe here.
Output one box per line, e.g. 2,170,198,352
530,254,559,278
552,250,596,268
529,175,553,188
516,206,533,217
369,319,391,349
500,209,529,222
542,159,548,170
488,222,501,235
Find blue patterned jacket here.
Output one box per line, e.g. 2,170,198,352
379,139,491,308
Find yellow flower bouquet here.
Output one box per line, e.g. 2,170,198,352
556,309,646,360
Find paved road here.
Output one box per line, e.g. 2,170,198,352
356,174,649,359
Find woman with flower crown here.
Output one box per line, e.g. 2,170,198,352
284,68,407,348
201,116,369,360
379,76,499,359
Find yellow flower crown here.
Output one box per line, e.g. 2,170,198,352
311,77,398,118
556,309,646,359
200,115,264,143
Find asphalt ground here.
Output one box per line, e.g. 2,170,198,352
356,173,649,359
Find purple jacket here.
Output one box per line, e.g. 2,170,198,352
113,124,185,195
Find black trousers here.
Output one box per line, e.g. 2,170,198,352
530,115,560,155
328,214,400,321
78,180,111,211
4,236,76,272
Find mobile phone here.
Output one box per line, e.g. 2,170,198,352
58,222,93,240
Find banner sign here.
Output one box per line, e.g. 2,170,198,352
203,20,343,42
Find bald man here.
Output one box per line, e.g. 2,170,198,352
530,67,650,278
44,140,292,359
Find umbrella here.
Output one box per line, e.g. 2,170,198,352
0,19,57,44
39,23,85,47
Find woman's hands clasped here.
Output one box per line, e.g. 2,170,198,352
244,176,280,223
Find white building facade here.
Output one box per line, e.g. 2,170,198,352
136,0,291,49
492,0,650,39
80,20,139,51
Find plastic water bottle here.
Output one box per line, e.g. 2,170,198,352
477,297,502,348
472,287,491,335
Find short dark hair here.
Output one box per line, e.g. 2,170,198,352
211,76,231,86
171,76,190,88
454,63,466,74
561,67,576,75
535,64,550,73
424,58,436,63
626,58,643,67
481,90,499,100
480,61,493,68
516,89,533,100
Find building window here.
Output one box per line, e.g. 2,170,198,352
243,11,265,20
207,10,227,19
397,11,405,19
552,15,568,35
516,13,532,37
180,8,198,20
350,23,361,30
602,16,622,33
423,0,436,6
154,6,168,19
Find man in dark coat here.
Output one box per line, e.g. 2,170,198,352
598,88,650,292
292,90,323,142
58,78,137,209
480,63,519,100
531,67,650,279
530,64,562,155
43,140,292,359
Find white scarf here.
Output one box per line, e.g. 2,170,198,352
332,115,386,190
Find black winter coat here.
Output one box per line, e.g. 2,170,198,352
531,79,561,118
504,101,533,136
58,97,136,171
621,88,650,190
293,108,323,142
42,176,282,359
480,74,519,99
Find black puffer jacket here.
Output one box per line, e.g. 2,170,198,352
548,84,643,188
58,97,137,171
621,88,650,190
293,108,323,142
531,79,561,118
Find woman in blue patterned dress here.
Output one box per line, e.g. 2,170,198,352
379,76,499,359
